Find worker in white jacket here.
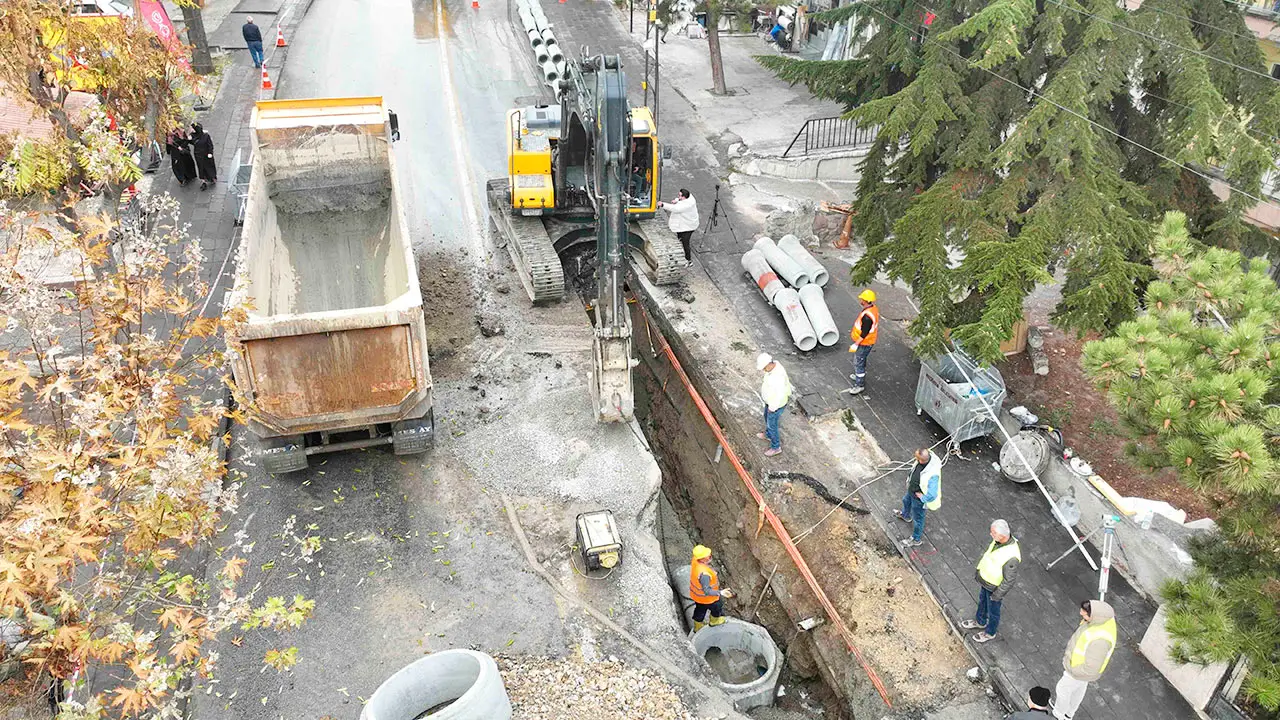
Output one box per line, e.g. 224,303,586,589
658,188,699,267
756,353,792,457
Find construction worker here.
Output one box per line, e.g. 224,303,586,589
960,519,1020,643
1052,600,1117,719
1009,686,1052,718
756,353,792,457
688,545,735,632
894,448,941,548
847,289,879,395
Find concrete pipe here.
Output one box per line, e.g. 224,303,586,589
518,8,537,31
741,249,784,304
547,45,565,65
670,564,698,629
689,618,783,711
535,45,550,64
526,27,544,47
753,236,810,288
773,287,818,351
360,649,512,720
541,30,558,48
798,284,839,347
540,60,560,83
777,234,829,287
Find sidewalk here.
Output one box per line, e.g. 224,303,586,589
538,3,1198,718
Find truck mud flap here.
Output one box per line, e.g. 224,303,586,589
392,410,435,455
259,435,308,474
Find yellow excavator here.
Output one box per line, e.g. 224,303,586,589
487,54,685,422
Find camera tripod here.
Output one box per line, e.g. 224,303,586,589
700,182,739,248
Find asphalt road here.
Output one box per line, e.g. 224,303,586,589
189,2,578,718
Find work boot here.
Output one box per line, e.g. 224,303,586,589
709,615,727,627
692,620,706,632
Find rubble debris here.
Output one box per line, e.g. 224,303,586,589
495,655,712,720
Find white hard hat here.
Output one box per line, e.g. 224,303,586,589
756,353,773,371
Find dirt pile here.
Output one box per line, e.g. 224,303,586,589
496,655,712,720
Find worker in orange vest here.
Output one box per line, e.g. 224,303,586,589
689,545,735,632
848,289,880,395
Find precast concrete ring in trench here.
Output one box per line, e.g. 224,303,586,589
359,649,512,720
689,617,783,711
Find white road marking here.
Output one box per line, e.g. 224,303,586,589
434,0,488,263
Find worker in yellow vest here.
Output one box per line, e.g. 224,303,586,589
688,545,735,632
847,289,880,395
1052,599,1117,719
960,519,1020,643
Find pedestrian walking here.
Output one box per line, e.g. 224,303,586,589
190,123,217,191
243,17,265,68
893,448,941,547
688,544,734,632
959,519,1021,643
1052,600,1117,719
658,188,699,267
165,130,196,186
755,353,791,457
1009,686,1052,718
847,288,879,395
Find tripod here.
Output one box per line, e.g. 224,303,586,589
1045,514,1120,601
700,182,739,247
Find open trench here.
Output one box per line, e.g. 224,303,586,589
562,248,852,718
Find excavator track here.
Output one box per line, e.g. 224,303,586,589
632,219,687,285
486,179,566,303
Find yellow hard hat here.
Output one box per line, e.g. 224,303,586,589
858,289,877,303
692,545,712,560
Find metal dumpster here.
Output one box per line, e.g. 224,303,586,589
914,345,1006,444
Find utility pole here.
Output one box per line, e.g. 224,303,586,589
630,0,634,33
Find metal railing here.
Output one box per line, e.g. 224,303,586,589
782,116,878,157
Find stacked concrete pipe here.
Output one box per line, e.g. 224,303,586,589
798,285,839,346
515,0,561,86
777,234,829,287
773,287,818,351
753,236,809,288
741,249,784,303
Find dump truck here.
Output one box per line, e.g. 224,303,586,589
227,96,432,474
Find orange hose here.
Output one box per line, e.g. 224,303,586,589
638,306,893,709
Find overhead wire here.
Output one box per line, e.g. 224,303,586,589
1127,0,1268,48
866,1,1280,211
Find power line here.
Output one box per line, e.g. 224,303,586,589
1044,0,1280,84
1130,1,1266,47
866,2,1280,211
1133,84,1280,147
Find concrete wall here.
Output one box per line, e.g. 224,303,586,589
741,147,870,182
1138,605,1231,714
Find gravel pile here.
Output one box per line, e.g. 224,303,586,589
496,655,711,720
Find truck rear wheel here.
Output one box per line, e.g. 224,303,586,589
392,409,435,455
259,435,308,474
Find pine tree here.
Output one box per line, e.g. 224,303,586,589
760,0,1280,363
1082,211,1280,712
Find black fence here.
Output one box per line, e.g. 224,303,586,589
783,116,878,157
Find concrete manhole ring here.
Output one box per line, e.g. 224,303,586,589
359,649,512,720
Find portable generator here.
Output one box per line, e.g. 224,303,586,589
575,510,623,572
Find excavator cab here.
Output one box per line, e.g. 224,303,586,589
627,107,659,218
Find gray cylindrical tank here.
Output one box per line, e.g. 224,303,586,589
689,618,783,711
777,234,829,287
753,236,809,288
798,284,839,347
360,650,512,720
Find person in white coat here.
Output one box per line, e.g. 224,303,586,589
658,188,699,267
756,353,792,457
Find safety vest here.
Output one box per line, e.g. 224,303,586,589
689,563,719,605
1070,618,1117,674
975,539,1021,587
851,305,880,346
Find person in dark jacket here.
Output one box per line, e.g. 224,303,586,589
242,17,264,68
165,130,196,186
1008,686,1052,718
190,123,217,191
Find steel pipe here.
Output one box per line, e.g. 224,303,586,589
773,287,818,351
753,236,810,288
741,249,784,303
777,234,829,287
798,284,839,347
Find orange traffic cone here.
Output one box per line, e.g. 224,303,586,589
471,0,478,7
261,67,273,90
276,26,287,47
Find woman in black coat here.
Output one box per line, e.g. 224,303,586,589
165,130,197,186
190,123,217,190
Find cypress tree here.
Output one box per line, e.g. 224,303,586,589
760,0,1279,363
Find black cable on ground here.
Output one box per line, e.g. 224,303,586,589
766,471,871,515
